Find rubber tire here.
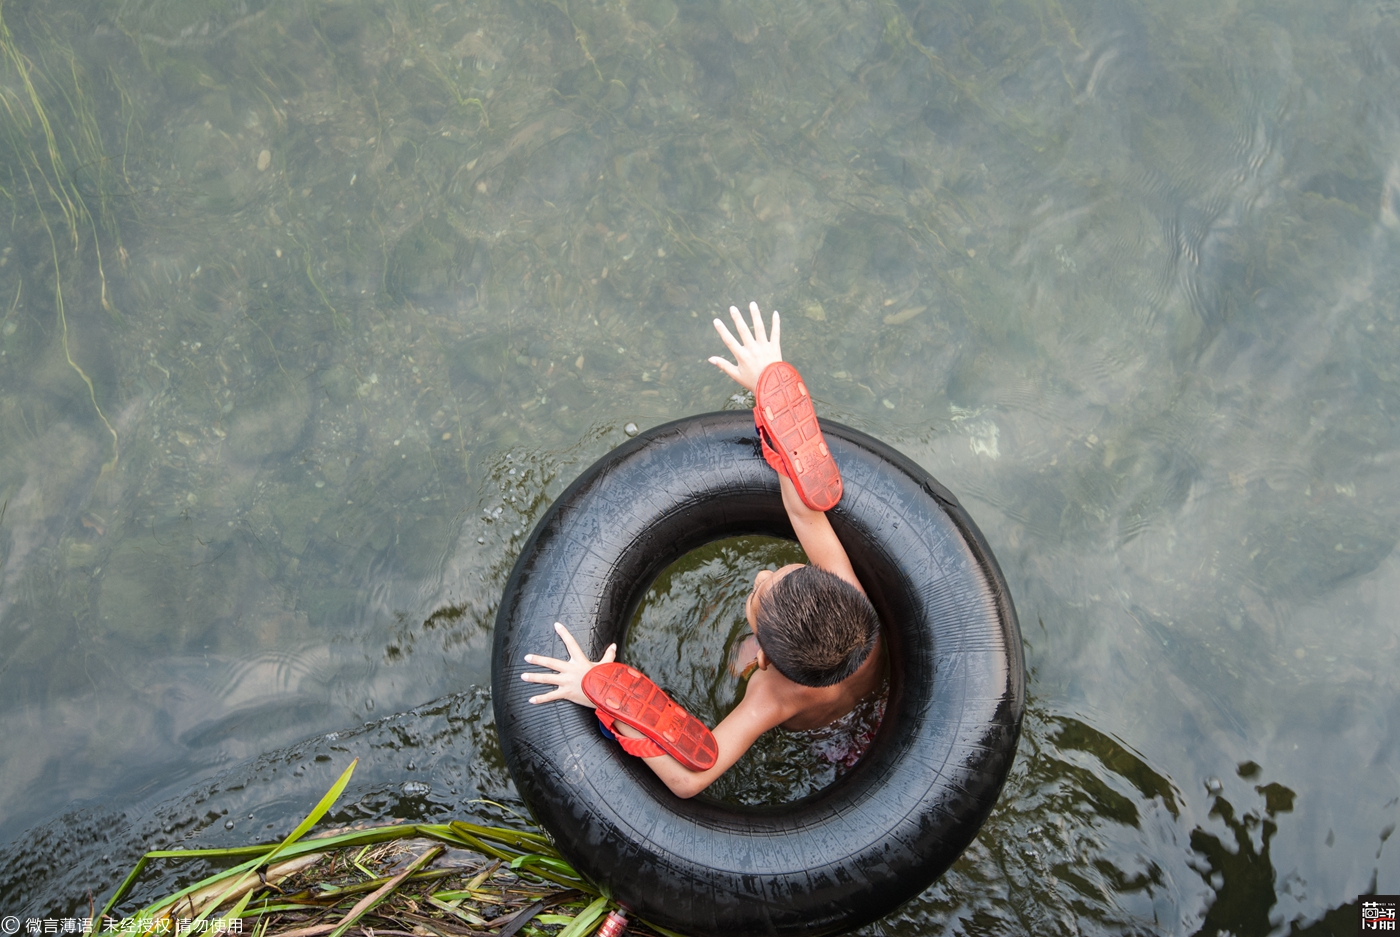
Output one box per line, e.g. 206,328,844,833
492,411,1024,937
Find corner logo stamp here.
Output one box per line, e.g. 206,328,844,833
1362,896,1399,932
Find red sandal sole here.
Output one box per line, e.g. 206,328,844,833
583,663,719,771
754,362,843,512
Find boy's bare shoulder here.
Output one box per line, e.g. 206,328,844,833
733,666,809,730
742,635,884,732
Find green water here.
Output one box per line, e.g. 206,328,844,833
1,0,1397,930
623,535,890,807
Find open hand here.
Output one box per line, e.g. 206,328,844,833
522,621,616,706
708,301,782,393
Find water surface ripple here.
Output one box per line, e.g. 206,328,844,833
0,0,1396,930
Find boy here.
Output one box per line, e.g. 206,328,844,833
521,303,882,799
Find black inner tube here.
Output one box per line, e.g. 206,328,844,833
492,411,1024,937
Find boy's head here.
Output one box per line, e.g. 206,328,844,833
748,564,879,687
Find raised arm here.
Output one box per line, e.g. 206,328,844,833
776,474,864,595
709,302,864,595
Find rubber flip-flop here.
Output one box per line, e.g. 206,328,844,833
753,361,843,512
583,663,718,771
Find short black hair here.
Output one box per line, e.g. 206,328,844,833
754,565,879,687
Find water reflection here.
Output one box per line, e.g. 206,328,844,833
1189,762,1296,937
876,716,1358,937
894,710,1187,935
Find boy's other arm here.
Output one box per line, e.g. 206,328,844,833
525,623,793,799
779,474,865,596
613,670,796,798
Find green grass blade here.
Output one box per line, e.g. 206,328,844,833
430,826,510,859
165,759,358,930
98,854,149,921
265,759,360,862
447,819,557,852
427,859,501,905
509,853,581,878
434,826,587,889
556,895,610,937
223,887,255,924
280,866,457,903
135,823,426,915
135,855,265,918
228,902,327,915
138,822,421,861
425,895,488,925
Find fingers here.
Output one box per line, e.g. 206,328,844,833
708,355,740,382
748,301,767,343
539,623,614,665
729,304,756,346
769,309,780,355
716,302,777,356
554,621,586,659
712,317,743,358
521,669,569,704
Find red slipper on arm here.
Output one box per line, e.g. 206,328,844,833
582,663,718,771
753,361,843,512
